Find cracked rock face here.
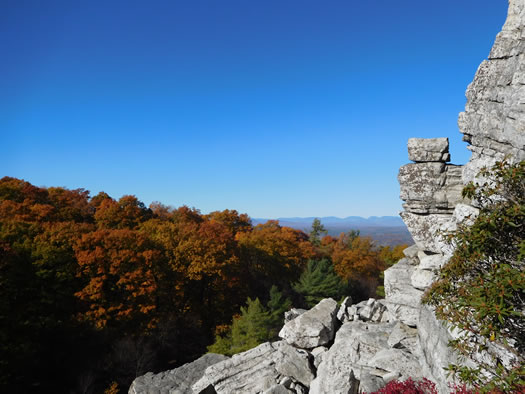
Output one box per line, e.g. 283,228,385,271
396,1,525,392
383,257,423,326
398,162,463,215
310,320,421,394
459,0,525,185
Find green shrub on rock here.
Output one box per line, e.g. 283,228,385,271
423,160,525,391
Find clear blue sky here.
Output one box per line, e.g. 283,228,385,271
2,0,508,218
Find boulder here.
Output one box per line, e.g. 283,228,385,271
407,138,450,162
279,298,339,349
309,367,358,394
357,372,384,393
452,203,480,227
358,299,386,322
458,0,525,181
398,162,447,213
417,305,469,394
311,346,328,369
402,244,420,264
399,162,463,215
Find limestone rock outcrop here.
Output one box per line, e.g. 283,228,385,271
130,297,424,394
407,138,451,163
192,341,315,394
130,1,524,393
128,353,228,394
278,298,338,349
310,320,421,394
459,0,525,185
394,1,525,391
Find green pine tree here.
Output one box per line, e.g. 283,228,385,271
293,258,349,308
208,297,272,356
309,218,327,246
230,297,271,354
266,285,292,338
208,286,293,356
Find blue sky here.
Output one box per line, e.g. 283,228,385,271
2,0,508,218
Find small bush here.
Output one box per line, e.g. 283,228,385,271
370,377,437,394
423,160,525,390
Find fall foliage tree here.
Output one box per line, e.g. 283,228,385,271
236,220,314,295
94,195,152,229
0,177,98,392
331,231,384,299
139,206,246,332
0,176,331,392
74,229,162,332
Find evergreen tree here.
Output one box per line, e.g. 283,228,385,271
230,298,271,354
208,297,271,356
266,285,292,338
309,218,327,246
293,258,349,308
208,287,292,356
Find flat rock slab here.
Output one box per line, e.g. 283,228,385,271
367,348,423,380
129,353,228,394
193,341,314,394
279,298,339,349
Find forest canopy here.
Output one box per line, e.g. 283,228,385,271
0,177,406,393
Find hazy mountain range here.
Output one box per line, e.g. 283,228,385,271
252,216,413,246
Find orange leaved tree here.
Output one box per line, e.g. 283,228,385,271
332,232,384,299
74,229,162,333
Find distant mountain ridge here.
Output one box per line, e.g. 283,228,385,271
251,216,413,246
251,215,405,228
